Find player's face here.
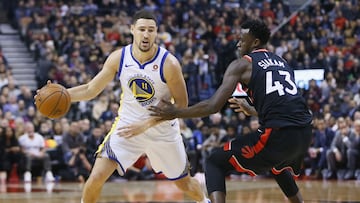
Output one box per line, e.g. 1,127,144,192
237,29,256,56
131,19,157,52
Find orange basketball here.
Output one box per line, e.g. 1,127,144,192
35,83,71,119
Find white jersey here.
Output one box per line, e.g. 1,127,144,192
97,45,187,179
117,44,169,118
116,44,179,133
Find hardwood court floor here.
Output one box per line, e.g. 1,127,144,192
0,177,360,203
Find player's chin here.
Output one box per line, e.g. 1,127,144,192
140,43,151,50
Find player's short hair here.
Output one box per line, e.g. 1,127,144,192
132,9,158,25
241,19,270,46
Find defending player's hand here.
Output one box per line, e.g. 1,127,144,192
148,99,177,120
228,97,253,116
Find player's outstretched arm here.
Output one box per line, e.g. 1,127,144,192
67,49,122,102
150,58,251,120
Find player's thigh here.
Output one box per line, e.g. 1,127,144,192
102,134,146,175
146,138,187,179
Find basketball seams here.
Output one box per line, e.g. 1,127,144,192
37,90,63,109
36,83,71,119
48,91,64,118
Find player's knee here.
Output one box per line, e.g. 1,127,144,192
87,171,108,184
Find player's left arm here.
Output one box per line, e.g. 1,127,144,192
228,97,258,116
162,53,188,108
139,53,188,123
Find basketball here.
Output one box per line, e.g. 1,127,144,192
35,83,71,119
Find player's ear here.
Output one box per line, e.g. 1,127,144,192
253,38,261,48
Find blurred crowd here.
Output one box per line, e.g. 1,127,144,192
0,0,360,184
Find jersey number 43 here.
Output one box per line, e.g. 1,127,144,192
266,70,297,96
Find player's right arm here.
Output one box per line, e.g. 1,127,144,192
67,49,122,102
149,58,252,119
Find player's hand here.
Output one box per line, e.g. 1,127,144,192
117,122,149,138
148,99,177,120
34,80,52,104
228,97,251,116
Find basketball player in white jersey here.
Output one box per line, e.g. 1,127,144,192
51,9,209,203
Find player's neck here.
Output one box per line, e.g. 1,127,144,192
132,44,158,64
252,46,267,52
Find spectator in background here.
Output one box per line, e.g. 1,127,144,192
36,52,55,89
79,118,92,137
179,118,198,176
0,127,6,183
59,117,70,135
182,50,200,105
3,95,19,117
0,126,21,183
325,117,354,179
61,121,84,158
344,119,360,180
201,123,227,166
66,144,92,183
61,121,90,182
102,120,113,135
340,93,352,117
99,101,119,123
38,120,53,139
0,66,9,89
18,122,54,182
92,93,109,122
6,78,21,98
308,117,335,179
86,125,104,165
17,85,34,109
52,121,64,145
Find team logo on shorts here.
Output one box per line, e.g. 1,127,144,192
128,77,155,104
